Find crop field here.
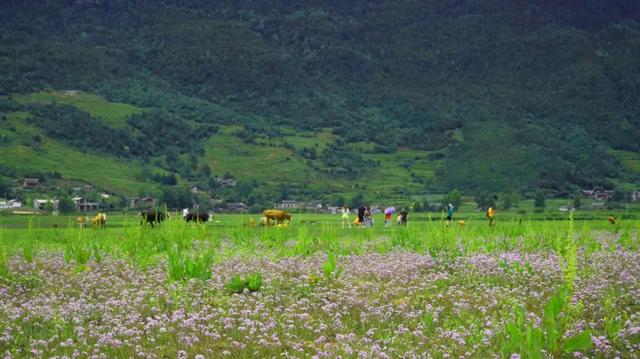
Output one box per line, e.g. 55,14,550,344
0,213,639,358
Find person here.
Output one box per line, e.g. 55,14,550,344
446,203,455,227
384,208,392,226
487,206,495,226
364,206,373,227
400,208,408,226
341,207,351,229
358,205,366,227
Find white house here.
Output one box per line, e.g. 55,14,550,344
0,200,22,209
33,199,59,211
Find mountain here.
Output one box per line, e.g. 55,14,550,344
1,0,639,207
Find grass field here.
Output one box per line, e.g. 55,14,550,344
0,211,639,357
13,91,145,127
0,105,164,195
200,125,441,201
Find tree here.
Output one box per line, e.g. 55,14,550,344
58,196,76,213
475,191,496,210
201,164,211,178
510,192,520,208
534,191,545,208
572,196,581,210
607,190,626,209
502,192,513,210
0,178,10,198
161,186,192,209
350,193,365,209
277,183,290,201
444,189,462,209
331,196,346,207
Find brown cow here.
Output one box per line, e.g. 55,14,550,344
262,209,292,226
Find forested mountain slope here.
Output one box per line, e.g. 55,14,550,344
1,0,639,202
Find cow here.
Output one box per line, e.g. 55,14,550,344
184,212,210,223
608,216,617,225
76,216,88,228
92,213,107,228
140,210,165,227
262,209,292,226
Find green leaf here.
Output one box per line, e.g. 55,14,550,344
525,327,544,359
562,330,593,353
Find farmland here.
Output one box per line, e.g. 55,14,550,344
0,212,638,357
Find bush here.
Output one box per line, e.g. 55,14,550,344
224,272,263,294
534,191,546,208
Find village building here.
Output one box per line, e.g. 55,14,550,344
218,178,237,187
22,178,40,188
581,189,615,200
72,196,100,212
0,200,22,209
130,197,156,209
276,200,300,209
225,202,249,213
276,200,323,211
33,199,59,211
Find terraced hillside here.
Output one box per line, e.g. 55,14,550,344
1,0,639,205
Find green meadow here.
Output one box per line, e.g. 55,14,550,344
0,211,639,356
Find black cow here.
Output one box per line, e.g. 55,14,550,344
140,210,165,227
184,212,210,223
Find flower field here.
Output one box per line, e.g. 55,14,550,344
0,214,638,358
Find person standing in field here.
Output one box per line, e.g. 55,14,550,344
341,206,351,228
358,205,366,227
446,203,455,227
400,208,408,226
364,206,373,227
487,206,495,226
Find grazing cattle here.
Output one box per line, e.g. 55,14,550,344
258,216,268,227
76,216,88,228
608,216,617,225
262,209,292,226
140,210,165,227
92,213,107,228
184,212,210,223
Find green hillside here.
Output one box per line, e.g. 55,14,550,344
0,0,639,207
1,91,442,205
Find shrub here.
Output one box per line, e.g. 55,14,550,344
224,272,263,294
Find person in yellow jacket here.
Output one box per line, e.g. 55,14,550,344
486,206,495,226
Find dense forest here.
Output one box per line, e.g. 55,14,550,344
1,0,639,201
